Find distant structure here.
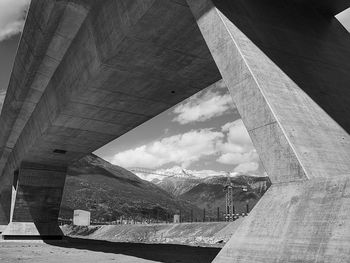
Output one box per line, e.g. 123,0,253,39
73,210,91,226
224,176,234,221
224,173,248,221
173,214,180,223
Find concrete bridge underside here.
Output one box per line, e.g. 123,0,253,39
0,0,349,262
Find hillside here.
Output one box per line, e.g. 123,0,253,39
152,177,200,196
60,154,200,222
155,175,271,217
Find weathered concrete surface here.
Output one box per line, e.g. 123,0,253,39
0,0,89,174
0,0,219,173
0,0,89,227
187,0,350,262
208,0,350,133
2,163,66,238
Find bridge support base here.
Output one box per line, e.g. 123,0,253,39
213,175,350,262
2,163,66,240
0,224,6,234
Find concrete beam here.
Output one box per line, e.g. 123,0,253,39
0,0,220,181
0,0,89,179
0,0,220,227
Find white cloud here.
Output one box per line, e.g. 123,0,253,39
111,129,223,169
216,119,259,173
217,151,258,165
155,166,224,178
172,81,234,124
221,120,253,147
234,162,259,173
111,119,261,176
134,165,239,182
0,0,30,41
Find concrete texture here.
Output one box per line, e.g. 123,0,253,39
208,0,350,133
0,225,6,233
0,0,89,228
186,0,350,262
187,0,350,183
2,163,66,238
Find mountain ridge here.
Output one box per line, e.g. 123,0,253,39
154,173,271,217
60,154,201,222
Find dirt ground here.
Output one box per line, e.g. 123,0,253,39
62,220,243,247
0,221,243,262
0,237,221,263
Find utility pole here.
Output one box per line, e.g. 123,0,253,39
224,175,234,221
203,208,206,222
191,209,193,223
217,207,220,221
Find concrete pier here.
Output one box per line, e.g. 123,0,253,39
2,163,66,239
187,0,350,261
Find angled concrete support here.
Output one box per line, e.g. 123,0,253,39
187,0,350,262
2,163,66,239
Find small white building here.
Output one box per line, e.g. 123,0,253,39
73,210,91,226
173,214,180,223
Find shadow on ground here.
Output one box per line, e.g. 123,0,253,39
45,237,221,263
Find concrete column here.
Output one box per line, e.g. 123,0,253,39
2,163,66,239
187,0,350,262
0,180,12,234
0,189,10,233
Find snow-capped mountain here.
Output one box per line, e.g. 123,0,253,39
129,165,244,182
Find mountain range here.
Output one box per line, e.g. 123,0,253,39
60,154,200,222
154,175,271,218
60,154,270,222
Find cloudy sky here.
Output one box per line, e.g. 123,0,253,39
0,0,30,110
0,1,349,179
95,81,264,177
